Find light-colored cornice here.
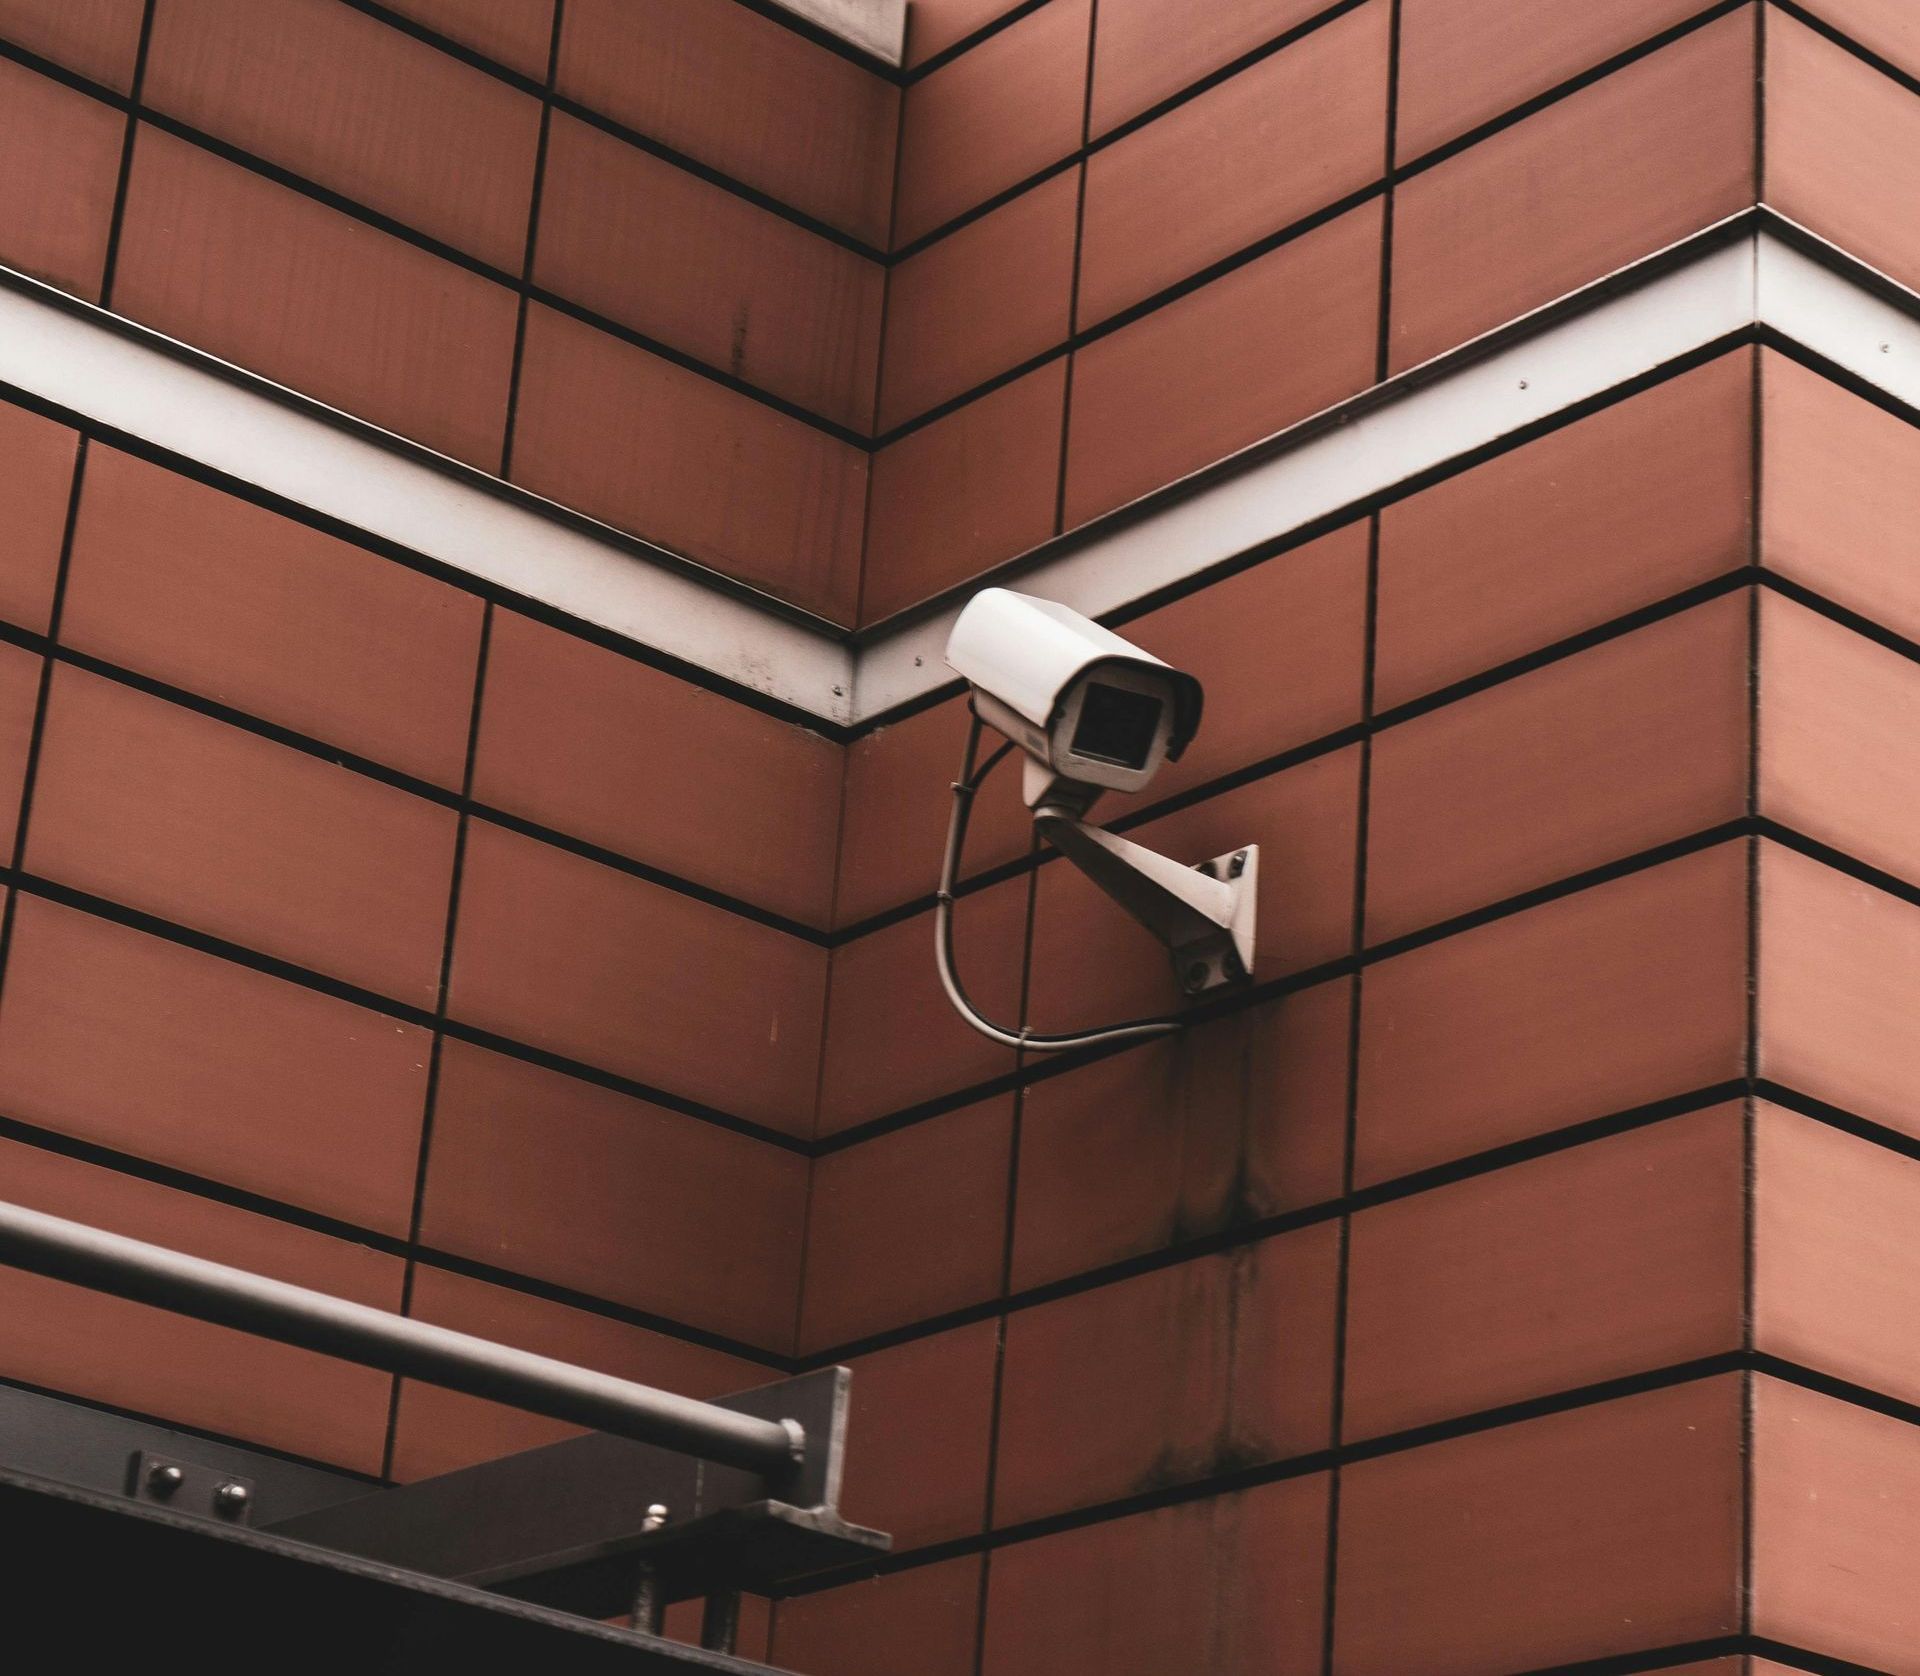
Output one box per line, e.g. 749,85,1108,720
767,0,907,64
0,211,1909,734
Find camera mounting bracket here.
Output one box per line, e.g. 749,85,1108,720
1032,810,1258,996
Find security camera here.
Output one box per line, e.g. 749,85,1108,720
936,589,1259,1053
944,588,1204,815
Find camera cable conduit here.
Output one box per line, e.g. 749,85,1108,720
935,715,1189,1053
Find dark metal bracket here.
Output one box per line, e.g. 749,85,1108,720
264,1366,886,1650
0,1201,892,1664
131,1449,256,1525
0,1381,370,1523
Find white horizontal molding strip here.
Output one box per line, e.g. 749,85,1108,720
0,214,1907,732
768,0,906,63
0,273,857,720
1756,227,1920,410
859,214,1920,719
854,219,1765,717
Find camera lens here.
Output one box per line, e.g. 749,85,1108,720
1070,681,1163,770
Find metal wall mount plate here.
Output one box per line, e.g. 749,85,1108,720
130,1450,256,1525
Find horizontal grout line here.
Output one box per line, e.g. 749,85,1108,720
334,0,895,251
0,866,817,1154
1771,0,1920,100
898,0,1050,80
131,107,519,288
466,804,833,943
1343,1084,1751,1213
0,40,886,451
1391,0,1744,185
1538,1630,1920,1676
820,780,1920,1151
871,344,1070,450
0,33,128,103
1755,1079,1920,1169
10,557,1920,1170
835,566,1761,939
886,154,1084,266
1753,816,1920,914
869,0,1920,460
541,92,889,262
1078,0,1371,154
778,1352,1885,1598
403,1245,793,1368
848,240,1775,661
7,1056,1920,1424
1,624,842,948
10,870,445,1026
782,1350,1920,1603
137,103,878,446
1070,183,1387,348
35,640,454,808
870,0,1745,440
522,285,872,446
804,1082,1746,1364
0,372,855,744
1358,821,1755,966
885,0,1369,262
331,0,549,94
0,1109,416,1257
0,507,1792,971
1755,320,1920,429
429,1016,813,1153
0,1086,802,1368
1750,1350,1920,1436
873,181,1389,448
0,240,859,639
1365,575,1759,731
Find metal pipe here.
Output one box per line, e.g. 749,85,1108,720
0,1197,799,1477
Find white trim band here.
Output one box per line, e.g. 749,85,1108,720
768,0,907,63
0,275,856,718
0,214,1908,731
862,216,1920,719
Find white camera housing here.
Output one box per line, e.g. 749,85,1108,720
940,589,1258,1022
944,589,1203,807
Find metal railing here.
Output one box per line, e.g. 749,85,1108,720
0,1197,801,1478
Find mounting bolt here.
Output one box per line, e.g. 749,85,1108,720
642,1503,669,1532
1229,850,1247,879
145,1462,184,1497
212,1481,250,1518
1183,960,1211,994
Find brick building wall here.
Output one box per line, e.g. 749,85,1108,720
0,1,1919,1672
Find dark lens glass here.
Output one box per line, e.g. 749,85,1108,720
1070,682,1163,770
